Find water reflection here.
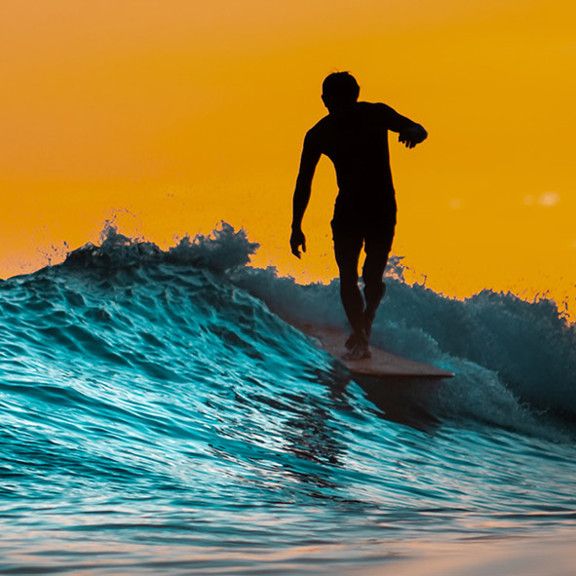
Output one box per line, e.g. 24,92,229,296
352,374,443,432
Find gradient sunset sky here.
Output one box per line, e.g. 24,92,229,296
1,0,574,312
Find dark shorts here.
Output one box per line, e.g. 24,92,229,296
330,215,396,261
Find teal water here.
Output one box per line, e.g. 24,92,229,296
1,224,575,574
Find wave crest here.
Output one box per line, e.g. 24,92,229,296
62,221,259,273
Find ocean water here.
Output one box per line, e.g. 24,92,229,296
1,223,575,575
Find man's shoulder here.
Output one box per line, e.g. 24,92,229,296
357,101,395,115
307,114,331,134
304,115,332,145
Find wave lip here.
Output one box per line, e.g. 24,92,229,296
61,221,259,272
2,222,576,434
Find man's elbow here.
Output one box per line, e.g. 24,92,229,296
414,124,428,143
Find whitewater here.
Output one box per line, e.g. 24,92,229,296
1,223,575,575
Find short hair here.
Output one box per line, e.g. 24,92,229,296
322,72,360,103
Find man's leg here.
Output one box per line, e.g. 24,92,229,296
362,251,388,340
334,236,370,359
362,223,395,340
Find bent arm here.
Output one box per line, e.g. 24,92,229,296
398,122,427,149
378,103,428,149
291,132,321,257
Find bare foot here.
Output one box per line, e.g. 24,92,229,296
342,342,371,361
345,332,357,350
345,326,368,352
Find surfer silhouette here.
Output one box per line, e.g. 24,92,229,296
291,72,427,360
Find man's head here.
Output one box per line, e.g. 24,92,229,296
321,72,360,113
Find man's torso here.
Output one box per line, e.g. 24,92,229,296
308,102,399,225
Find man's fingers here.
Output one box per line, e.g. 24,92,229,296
290,230,306,258
290,240,301,258
293,241,304,258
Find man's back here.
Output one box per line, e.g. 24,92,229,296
306,101,418,218
309,102,394,197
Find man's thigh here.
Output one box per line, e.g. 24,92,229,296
362,220,396,279
331,225,364,277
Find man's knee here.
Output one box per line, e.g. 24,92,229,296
364,278,385,301
362,259,387,286
362,251,388,306
339,269,359,293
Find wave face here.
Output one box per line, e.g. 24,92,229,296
1,224,575,575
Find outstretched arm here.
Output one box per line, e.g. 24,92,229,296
291,132,321,258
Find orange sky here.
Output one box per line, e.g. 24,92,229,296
1,0,574,314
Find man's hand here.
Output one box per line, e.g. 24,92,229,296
290,228,306,258
399,124,428,149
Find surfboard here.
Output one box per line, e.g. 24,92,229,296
298,323,454,379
